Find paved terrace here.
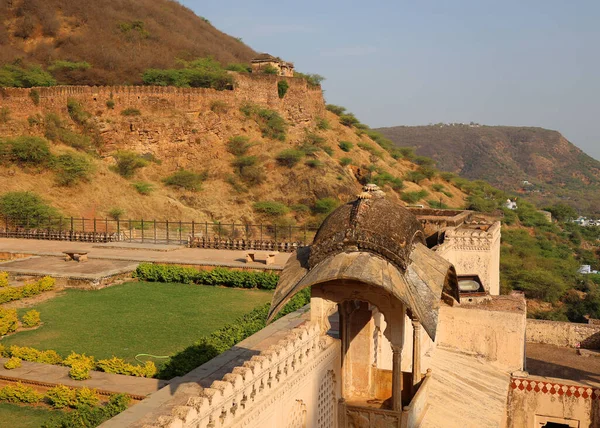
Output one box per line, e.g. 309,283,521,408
0,357,166,399
0,238,292,282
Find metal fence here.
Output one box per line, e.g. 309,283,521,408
0,216,319,251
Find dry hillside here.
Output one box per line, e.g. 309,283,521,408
0,75,466,223
376,124,600,214
0,0,256,85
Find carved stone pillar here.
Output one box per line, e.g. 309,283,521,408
391,345,403,411
411,318,422,389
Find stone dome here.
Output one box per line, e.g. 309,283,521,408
308,184,425,271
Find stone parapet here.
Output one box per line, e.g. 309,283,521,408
526,319,600,349
148,323,337,428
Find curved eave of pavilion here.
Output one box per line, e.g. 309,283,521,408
267,244,459,341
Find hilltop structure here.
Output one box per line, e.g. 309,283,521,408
104,185,599,428
251,53,295,77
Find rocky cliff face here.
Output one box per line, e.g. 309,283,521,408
376,124,600,213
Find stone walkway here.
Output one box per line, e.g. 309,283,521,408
0,238,291,268
0,358,166,398
0,238,292,282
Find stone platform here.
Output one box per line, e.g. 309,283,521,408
0,238,291,287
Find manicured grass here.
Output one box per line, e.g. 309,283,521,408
0,282,272,363
0,402,64,428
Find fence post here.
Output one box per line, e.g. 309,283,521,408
59,217,63,239
191,220,195,240
141,219,144,243
179,220,182,243
166,220,169,244
129,220,132,243
47,216,51,239
154,220,157,244
205,222,208,240
93,218,97,241
117,218,120,239
70,217,74,240
274,224,277,250
82,217,85,233
218,222,221,248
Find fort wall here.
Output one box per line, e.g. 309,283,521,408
0,73,325,124
526,319,600,349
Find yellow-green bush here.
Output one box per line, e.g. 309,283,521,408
4,357,21,369
69,361,92,380
63,351,95,368
0,343,6,357
97,357,156,378
0,275,55,304
0,308,18,335
0,382,42,403
45,385,99,409
21,309,41,328
37,276,56,291
9,345,62,364
75,387,99,407
46,385,76,409
0,272,8,287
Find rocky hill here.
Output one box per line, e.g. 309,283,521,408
0,74,466,224
376,124,600,214
0,0,255,85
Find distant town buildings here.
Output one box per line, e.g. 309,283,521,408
573,216,600,227
579,265,599,275
504,199,518,210
251,53,294,77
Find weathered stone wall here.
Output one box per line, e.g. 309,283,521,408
0,74,324,124
436,297,527,371
526,319,600,349
507,376,600,428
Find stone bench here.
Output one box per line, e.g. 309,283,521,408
63,250,89,262
246,251,278,265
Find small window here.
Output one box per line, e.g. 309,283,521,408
543,424,570,428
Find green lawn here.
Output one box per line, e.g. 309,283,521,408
0,282,272,363
0,403,64,428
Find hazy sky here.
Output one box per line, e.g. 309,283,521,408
181,0,600,160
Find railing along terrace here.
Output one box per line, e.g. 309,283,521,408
0,216,318,251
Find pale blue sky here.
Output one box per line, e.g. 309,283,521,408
181,0,600,160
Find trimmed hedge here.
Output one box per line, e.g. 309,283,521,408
4,346,154,379
96,357,156,378
0,382,42,403
134,264,279,290
0,276,55,304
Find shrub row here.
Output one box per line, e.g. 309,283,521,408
1,346,155,379
0,382,130,426
0,308,41,335
158,287,311,379
134,263,279,290
0,276,55,304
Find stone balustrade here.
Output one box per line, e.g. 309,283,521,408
144,323,339,428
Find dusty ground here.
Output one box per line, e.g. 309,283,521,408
526,342,600,388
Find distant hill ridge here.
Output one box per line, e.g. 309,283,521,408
375,124,600,213
0,0,256,85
